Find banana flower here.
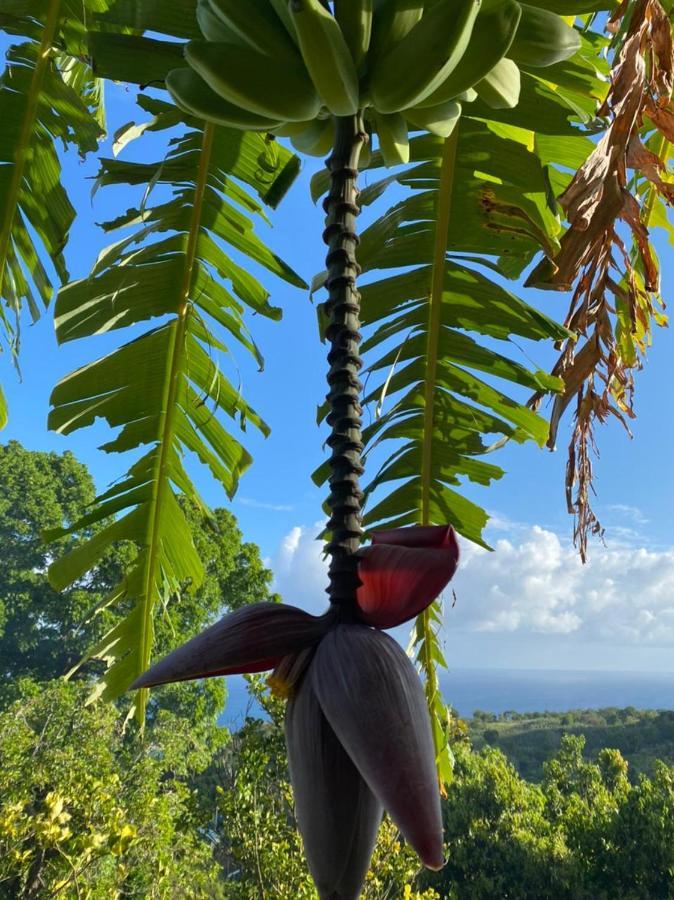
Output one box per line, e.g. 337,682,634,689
132,524,459,899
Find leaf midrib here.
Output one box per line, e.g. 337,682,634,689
418,127,459,783
136,122,216,724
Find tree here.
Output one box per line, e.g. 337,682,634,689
0,440,130,695
0,440,276,725
425,741,566,899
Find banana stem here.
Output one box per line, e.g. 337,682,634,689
323,113,367,612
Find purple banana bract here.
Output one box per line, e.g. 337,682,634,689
131,524,459,898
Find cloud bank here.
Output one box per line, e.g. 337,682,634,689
270,520,674,648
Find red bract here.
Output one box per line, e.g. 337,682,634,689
356,525,459,628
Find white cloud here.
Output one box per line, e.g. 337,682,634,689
269,520,674,649
271,521,329,614
605,503,650,526
237,497,295,512
451,526,674,645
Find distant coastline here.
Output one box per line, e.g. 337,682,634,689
219,667,674,728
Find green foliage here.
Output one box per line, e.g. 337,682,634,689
0,440,129,702
0,440,276,728
0,0,106,406
469,707,674,782
0,0,301,723
0,680,223,899
421,735,674,899
45,90,302,720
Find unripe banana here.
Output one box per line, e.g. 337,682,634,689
360,134,373,169
290,118,336,157
334,0,373,70
458,88,478,103
475,57,521,108
418,0,521,108
196,0,242,43
271,120,317,137
373,111,410,167
508,3,581,67
289,0,360,116
185,41,321,122
207,0,298,59
166,66,282,130
405,99,462,138
267,0,300,42
369,0,424,61
369,0,481,114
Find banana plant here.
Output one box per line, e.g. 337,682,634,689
307,118,573,785
3,0,669,895
0,0,107,422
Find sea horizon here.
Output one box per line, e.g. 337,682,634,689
219,666,674,729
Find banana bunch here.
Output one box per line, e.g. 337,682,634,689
168,0,582,166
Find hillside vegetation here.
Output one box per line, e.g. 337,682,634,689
468,707,674,781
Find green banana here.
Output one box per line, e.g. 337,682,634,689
373,111,410,166
334,0,373,70
458,87,478,103
271,119,318,137
405,99,461,137
475,57,521,108
289,0,360,116
207,0,298,59
166,67,282,130
514,0,605,12
290,118,336,157
369,0,481,114
185,41,321,122
369,0,424,61
267,0,300,42
508,3,581,67
418,0,521,108
196,0,242,43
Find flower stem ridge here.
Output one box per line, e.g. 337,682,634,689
322,113,368,611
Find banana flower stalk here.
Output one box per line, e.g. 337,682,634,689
132,524,459,899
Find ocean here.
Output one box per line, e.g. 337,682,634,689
219,668,674,728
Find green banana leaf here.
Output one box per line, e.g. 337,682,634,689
46,85,302,721
0,0,106,404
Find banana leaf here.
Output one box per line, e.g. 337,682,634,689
0,0,105,406
46,86,302,720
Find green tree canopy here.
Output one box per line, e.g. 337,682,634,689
0,440,276,724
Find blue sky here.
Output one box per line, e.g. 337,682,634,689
3,77,674,672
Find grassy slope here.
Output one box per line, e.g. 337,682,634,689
467,707,674,782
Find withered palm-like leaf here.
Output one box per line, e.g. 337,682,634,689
286,675,382,900
527,0,672,560
311,625,444,870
